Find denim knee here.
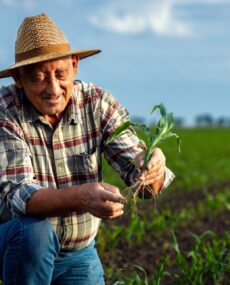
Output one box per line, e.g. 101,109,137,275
21,217,60,261
1,217,60,284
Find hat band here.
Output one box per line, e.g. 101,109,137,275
15,43,71,63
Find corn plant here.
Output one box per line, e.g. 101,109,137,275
112,258,169,285
107,103,180,167
172,230,230,285
123,209,146,247
106,103,181,203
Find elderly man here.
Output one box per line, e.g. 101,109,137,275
0,13,174,285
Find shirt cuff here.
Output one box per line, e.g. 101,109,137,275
12,183,43,217
158,167,175,194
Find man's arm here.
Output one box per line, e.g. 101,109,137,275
26,182,126,219
0,104,125,220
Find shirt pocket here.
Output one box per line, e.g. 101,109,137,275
73,146,100,175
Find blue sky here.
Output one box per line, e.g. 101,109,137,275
0,0,230,125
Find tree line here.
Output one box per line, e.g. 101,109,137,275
131,114,230,127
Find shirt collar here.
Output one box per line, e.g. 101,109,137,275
65,81,82,125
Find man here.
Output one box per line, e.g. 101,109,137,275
0,14,174,285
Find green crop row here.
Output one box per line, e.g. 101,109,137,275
103,127,230,192
97,184,229,257
112,230,230,285
97,186,230,254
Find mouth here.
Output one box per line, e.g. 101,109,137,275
43,94,62,105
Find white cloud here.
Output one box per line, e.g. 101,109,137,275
89,0,194,38
148,2,193,37
89,0,230,37
90,14,147,35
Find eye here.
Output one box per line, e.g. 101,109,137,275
30,73,46,83
56,70,68,80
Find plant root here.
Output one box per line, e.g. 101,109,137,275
122,180,158,215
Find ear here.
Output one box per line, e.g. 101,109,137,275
10,69,24,88
72,56,79,77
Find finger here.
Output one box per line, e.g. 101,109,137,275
143,167,165,184
144,172,165,184
143,174,163,186
101,183,125,202
146,148,165,170
102,203,125,219
102,209,124,220
95,208,124,220
101,182,120,195
145,164,165,177
145,157,165,176
107,210,124,219
106,200,125,211
101,188,126,204
134,152,145,169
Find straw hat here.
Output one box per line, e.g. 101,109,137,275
0,13,101,78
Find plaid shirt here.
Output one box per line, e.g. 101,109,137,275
0,80,174,250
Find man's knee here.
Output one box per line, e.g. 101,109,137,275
0,217,60,283
21,217,60,260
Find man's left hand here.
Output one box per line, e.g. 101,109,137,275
135,147,166,196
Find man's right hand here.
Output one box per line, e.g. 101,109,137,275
77,182,126,219
26,182,126,219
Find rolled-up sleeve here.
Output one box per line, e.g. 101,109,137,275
12,183,43,216
100,91,142,186
0,108,41,217
159,167,175,193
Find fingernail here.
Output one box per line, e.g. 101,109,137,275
120,197,126,204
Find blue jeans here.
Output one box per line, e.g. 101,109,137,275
0,217,105,285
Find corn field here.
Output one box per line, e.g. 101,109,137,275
98,127,230,284
0,128,229,285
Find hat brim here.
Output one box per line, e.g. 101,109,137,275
0,49,101,78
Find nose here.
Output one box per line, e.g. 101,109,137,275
46,76,61,96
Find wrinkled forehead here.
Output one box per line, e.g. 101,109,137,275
19,55,74,74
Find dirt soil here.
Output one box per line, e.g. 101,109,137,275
101,181,230,285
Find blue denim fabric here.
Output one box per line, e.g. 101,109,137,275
52,240,105,285
0,217,105,285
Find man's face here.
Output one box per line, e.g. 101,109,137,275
15,56,78,124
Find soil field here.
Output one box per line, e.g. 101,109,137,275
99,182,230,284
98,128,230,284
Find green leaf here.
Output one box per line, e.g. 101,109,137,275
156,132,181,152
167,112,174,130
106,102,181,170
132,123,151,148
133,265,149,285
172,231,180,254
151,103,167,117
106,121,132,144
156,117,166,130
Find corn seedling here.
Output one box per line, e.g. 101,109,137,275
112,259,169,285
106,103,181,207
172,230,230,285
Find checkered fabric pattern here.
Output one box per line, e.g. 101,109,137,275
0,80,174,250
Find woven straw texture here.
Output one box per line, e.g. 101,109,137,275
0,13,101,78
16,14,68,54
